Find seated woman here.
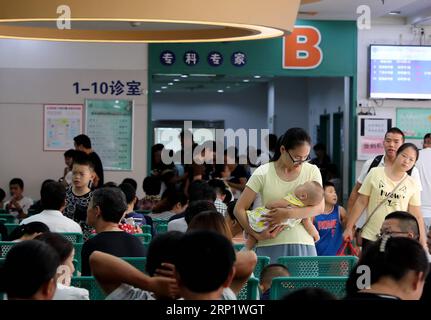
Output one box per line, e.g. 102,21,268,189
35,232,89,300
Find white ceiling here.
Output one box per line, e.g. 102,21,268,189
299,0,431,23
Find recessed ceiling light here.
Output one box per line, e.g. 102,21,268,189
115,100,119,103
217,90,224,93
254,75,261,79
155,90,162,93
181,75,188,78
243,79,250,82
389,11,401,15
226,86,231,89
168,83,174,85
174,79,180,82
161,86,168,89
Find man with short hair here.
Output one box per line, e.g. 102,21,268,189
74,134,104,188
416,133,431,230
347,127,422,227
81,187,146,275
21,181,82,233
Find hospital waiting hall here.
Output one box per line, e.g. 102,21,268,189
1,0,431,308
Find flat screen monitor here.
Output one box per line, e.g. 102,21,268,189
369,45,431,99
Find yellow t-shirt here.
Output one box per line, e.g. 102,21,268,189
246,162,322,247
359,167,421,241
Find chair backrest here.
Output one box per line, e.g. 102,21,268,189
141,224,152,234
0,257,5,267
0,214,15,224
277,256,358,277
269,276,348,300
60,233,84,244
233,243,245,252
71,276,105,300
0,241,16,258
155,223,168,235
237,277,259,300
121,257,147,273
4,224,19,236
0,209,9,214
254,256,271,280
134,233,152,244
73,243,83,275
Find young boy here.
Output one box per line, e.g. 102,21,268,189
61,149,76,186
4,178,33,221
259,263,290,300
313,181,346,256
246,181,323,246
63,151,94,239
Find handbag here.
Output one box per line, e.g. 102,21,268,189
336,240,359,256
357,174,408,241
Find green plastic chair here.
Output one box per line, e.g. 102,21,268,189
233,243,245,251
0,209,9,214
73,243,83,275
237,277,259,300
141,224,152,234
254,256,270,279
0,257,5,267
134,233,152,244
4,223,19,235
60,232,84,244
269,276,348,300
121,257,147,273
277,256,358,277
71,276,105,300
0,214,15,224
0,241,16,258
155,223,168,234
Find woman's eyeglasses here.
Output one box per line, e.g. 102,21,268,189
286,150,311,165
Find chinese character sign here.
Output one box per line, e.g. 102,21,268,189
73,81,142,96
231,52,247,67
160,50,176,65
208,51,223,66
184,51,199,66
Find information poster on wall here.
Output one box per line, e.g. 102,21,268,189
44,104,83,151
86,99,133,171
357,116,392,160
396,108,431,139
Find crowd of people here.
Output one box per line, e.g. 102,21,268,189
1,128,431,301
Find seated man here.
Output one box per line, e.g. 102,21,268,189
21,181,82,233
81,187,146,276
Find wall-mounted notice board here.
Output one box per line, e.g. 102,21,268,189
396,108,431,139
85,99,133,171
44,104,83,151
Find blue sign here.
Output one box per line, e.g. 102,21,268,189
184,51,199,66
160,50,176,66
231,52,247,67
207,51,223,67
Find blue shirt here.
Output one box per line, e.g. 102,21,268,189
314,205,343,256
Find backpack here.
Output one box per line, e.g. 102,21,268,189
367,154,413,176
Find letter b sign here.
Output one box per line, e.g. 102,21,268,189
283,26,323,69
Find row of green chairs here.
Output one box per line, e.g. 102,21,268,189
277,256,358,277
0,214,16,223
269,276,348,300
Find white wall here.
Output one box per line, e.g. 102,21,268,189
0,40,149,199
356,21,431,179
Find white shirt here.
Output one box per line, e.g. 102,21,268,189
20,209,82,233
53,283,89,300
416,148,431,218
4,196,33,218
167,217,188,233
